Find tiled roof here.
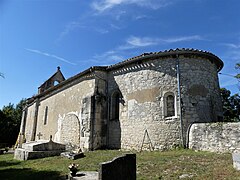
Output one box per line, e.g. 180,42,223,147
107,48,223,71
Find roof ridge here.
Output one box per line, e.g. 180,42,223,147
107,48,222,70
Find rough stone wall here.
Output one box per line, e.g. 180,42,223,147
60,114,80,146
189,123,240,153
108,59,181,150
107,55,222,150
179,56,223,144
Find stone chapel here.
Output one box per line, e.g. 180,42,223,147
19,48,224,151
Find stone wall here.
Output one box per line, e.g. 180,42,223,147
22,50,223,151
107,55,222,150
179,56,223,144
189,122,240,153
24,76,95,150
107,58,181,150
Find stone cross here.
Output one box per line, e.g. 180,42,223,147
37,132,43,140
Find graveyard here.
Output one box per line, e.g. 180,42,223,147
1,149,240,180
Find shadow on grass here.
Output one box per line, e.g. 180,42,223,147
0,160,21,168
0,168,64,180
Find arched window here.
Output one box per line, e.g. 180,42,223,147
166,95,175,117
111,91,120,120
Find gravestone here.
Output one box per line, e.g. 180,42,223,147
99,154,136,180
14,137,66,160
66,154,136,180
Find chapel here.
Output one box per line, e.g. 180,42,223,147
19,48,224,151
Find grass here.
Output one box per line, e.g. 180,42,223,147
0,149,240,180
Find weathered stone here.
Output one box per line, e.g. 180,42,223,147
232,153,240,170
14,140,66,160
61,152,85,160
189,123,240,153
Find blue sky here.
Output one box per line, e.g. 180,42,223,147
0,0,239,108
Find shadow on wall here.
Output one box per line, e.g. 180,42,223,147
107,75,124,149
108,120,121,149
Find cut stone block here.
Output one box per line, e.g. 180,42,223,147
14,140,66,160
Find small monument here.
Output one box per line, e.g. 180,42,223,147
14,135,66,160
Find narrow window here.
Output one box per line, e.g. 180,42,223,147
44,106,48,125
166,95,175,117
111,92,120,120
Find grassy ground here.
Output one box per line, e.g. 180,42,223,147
0,149,240,180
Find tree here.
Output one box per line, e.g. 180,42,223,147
235,63,240,87
220,88,240,122
0,99,26,145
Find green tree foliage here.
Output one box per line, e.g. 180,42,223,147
235,63,240,80
220,88,240,122
0,99,26,145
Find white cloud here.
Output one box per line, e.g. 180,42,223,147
110,24,122,30
222,43,240,49
25,48,76,65
220,42,240,64
127,36,159,47
56,21,84,42
163,35,204,43
119,35,204,50
91,0,172,12
93,50,125,64
133,15,148,20
95,28,109,34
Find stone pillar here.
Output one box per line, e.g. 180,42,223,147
31,99,40,141
20,107,28,135
19,107,28,147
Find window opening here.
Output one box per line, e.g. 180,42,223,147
44,106,48,125
166,95,175,117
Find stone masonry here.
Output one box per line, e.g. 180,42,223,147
19,48,224,151
189,122,240,153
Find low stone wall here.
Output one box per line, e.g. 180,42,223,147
189,122,240,153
